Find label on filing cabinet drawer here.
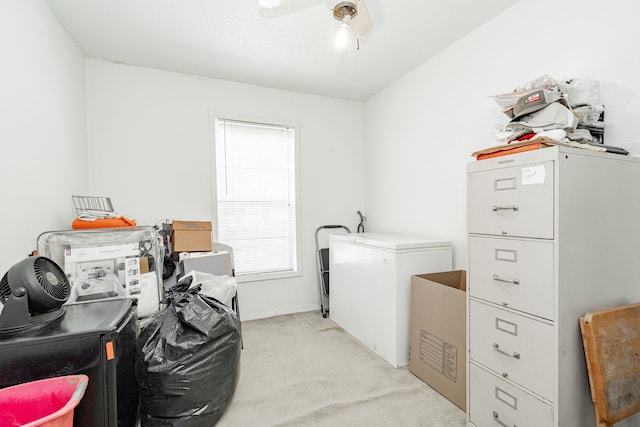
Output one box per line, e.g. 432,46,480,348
467,161,554,238
521,165,546,185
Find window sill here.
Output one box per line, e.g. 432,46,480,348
235,269,301,283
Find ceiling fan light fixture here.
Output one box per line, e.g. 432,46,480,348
332,2,357,21
335,14,352,47
331,1,359,48
259,0,281,8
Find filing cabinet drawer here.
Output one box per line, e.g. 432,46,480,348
469,300,554,401
469,362,553,427
468,161,554,239
469,236,554,320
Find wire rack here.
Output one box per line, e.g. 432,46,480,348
72,196,115,218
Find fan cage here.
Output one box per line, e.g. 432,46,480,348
34,257,71,301
0,273,10,305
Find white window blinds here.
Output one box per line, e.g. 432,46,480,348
215,119,298,277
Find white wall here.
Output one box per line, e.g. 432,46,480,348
7,0,636,320
364,0,640,269
0,1,87,275
85,59,366,320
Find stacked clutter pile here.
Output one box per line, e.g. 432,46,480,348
566,79,606,144
491,75,622,153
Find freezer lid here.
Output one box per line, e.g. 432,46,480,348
328,232,452,250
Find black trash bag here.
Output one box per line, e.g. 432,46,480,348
136,283,242,426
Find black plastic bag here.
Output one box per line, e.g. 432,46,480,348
136,283,241,426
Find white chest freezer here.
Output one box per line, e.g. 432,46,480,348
329,233,452,368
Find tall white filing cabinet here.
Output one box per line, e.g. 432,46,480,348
329,233,452,368
466,146,640,427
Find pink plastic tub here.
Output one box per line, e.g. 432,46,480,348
0,375,88,427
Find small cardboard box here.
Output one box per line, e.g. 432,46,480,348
409,270,467,411
139,256,149,274
171,220,213,253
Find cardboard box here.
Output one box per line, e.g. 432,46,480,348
409,270,467,411
139,256,149,274
171,220,213,253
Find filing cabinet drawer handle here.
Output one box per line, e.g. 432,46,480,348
492,205,519,212
492,411,516,427
492,274,520,285
493,342,520,359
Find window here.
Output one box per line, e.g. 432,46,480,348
213,117,299,280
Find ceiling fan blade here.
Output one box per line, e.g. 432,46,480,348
350,0,372,35
259,0,323,18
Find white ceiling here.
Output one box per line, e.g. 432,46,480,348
45,0,518,101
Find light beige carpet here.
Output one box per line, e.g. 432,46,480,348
216,311,466,426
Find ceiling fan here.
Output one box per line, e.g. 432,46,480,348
258,0,373,49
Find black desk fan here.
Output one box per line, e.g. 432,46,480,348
0,257,70,336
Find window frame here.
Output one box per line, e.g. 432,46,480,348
210,113,302,283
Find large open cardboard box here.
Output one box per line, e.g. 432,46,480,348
409,270,467,411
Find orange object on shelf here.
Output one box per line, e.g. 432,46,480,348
71,216,136,229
